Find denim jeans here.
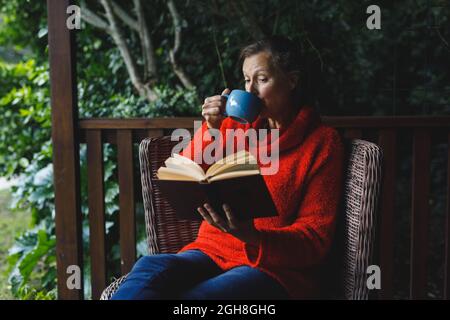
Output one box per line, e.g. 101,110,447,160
110,250,288,300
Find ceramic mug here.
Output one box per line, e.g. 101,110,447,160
222,89,263,124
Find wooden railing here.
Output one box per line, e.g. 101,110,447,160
47,0,450,299
68,116,450,300
78,118,196,299
47,0,450,300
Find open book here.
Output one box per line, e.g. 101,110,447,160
156,150,260,183
156,149,260,183
154,150,277,220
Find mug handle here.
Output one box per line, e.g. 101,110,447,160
221,94,229,117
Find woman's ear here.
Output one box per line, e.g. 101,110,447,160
288,72,300,90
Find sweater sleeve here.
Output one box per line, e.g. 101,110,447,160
244,131,345,269
179,121,216,172
179,119,247,171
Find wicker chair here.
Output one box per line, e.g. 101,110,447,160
100,136,382,300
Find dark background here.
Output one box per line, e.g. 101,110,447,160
0,0,448,299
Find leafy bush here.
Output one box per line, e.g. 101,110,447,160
1,0,448,300
1,58,200,299
0,60,51,177
0,59,56,299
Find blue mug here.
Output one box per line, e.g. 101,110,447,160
222,89,263,124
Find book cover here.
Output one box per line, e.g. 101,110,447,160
154,151,278,220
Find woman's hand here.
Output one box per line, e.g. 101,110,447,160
197,202,260,246
201,88,230,129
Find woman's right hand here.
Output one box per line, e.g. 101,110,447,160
201,88,230,129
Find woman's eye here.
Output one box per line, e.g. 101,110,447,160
244,79,250,83
259,78,268,83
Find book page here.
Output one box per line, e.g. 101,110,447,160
156,167,204,181
206,150,257,177
172,153,206,172
207,169,260,182
165,154,206,177
220,149,254,164
205,163,259,179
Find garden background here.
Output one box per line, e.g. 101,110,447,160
0,0,449,299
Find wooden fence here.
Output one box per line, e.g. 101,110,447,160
47,0,450,300
74,117,450,300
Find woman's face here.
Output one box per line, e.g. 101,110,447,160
242,51,297,120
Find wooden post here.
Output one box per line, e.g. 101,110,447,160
378,129,397,299
87,130,107,300
48,0,83,299
117,130,136,274
445,133,450,299
410,129,431,299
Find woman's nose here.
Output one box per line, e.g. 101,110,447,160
247,82,258,95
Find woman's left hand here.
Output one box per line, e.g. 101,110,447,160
197,203,261,246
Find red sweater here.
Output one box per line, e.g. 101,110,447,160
178,105,345,299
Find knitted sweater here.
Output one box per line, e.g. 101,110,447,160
178,105,345,299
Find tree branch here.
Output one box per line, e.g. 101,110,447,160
167,0,182,56
229,0,265,40
167,0,194,89
133,0,158,83
100,0,158,101
209,0,229,18
80,4,111,32
111,1,139,31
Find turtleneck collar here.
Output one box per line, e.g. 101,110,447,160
250,105,322,153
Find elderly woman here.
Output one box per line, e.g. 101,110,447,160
112,35,345,300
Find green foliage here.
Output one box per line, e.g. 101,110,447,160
0,189,30,299
0,58,56,300
0,0,48,63
0,60,51,178
7,227,56,295
0,0,448,300
137,85,201,117
14,287,56,300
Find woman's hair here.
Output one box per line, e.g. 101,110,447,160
239,35,303,104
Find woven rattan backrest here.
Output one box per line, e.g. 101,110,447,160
139,136,383,300
139,136,201,254
336,139,383,300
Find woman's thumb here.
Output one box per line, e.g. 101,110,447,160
221,88,231,95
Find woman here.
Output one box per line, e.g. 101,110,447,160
111,35,345,300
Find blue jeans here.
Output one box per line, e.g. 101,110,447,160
110,250,288,300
